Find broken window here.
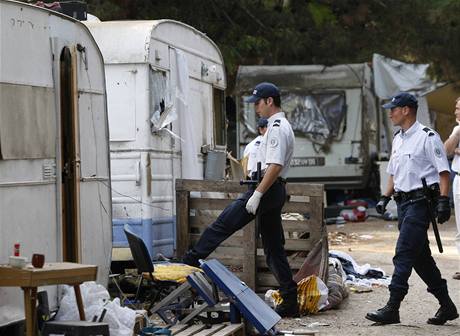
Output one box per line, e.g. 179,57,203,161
149,68,170,132
283,92,346,146
241,91,346,147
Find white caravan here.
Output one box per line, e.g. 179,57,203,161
0,0,112,327
84,20,227,260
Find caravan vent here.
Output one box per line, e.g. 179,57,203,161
42,161,56,180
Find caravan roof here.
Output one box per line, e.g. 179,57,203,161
85,20,226,86
235,64,371,93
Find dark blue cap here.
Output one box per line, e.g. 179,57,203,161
257,118,268,128
246,82,280,103
382,92,418,109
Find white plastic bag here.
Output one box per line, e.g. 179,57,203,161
55,281,136,336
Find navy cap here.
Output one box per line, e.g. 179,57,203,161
382,92,418,109
257,118,268,128
246,82,280,103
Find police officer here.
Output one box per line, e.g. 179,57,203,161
243,117,268,178
367,92,459,325
182,82,298,317
443,97,460,280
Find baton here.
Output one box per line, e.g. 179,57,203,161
421,178,443,253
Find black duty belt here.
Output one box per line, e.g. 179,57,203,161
393,183,439,203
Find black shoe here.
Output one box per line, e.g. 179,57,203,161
366,304,400,324
275,299,299,318
427,302,459,325
181,252,200,267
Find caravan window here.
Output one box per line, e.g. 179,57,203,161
149,69,169,131
0,83,55,159
283,92,346,145
213,88,226,146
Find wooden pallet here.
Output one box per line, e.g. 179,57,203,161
169,323,244,336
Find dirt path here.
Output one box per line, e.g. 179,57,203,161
277,217,460,336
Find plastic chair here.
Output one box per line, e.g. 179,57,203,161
123,224,190,310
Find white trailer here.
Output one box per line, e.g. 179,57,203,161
84,20,227,260
0,0,112,327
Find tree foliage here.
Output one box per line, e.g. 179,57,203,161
52,0,460,88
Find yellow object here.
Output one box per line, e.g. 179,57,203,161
271,275,322,315
143,263,202,283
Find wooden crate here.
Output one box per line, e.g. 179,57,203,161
169,323,244,336
176,179,327,292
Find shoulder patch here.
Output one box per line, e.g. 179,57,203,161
273,119,281,127
255,141,261,145
423,127,435,136
394,129,401,136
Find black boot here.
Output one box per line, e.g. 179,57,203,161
181,250,200,267
366,302,400,324
275,292,299,318
427,298,459,325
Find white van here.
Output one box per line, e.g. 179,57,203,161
0,0,112,328
84,20,227,260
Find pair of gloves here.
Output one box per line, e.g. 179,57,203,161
376,195,451,224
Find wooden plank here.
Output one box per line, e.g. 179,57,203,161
176,190,190,258
176,179,246,193
191,234,245,248
193,324,227,336
242,220,257,290
282,202,312,213
170,324,192,335
190,198,234,211
256,238,316,251
281,219,315,232
286,183,323,196
175,324,207,336
256,256,306,270
212,324,244,336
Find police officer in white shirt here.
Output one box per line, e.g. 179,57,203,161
243,117,268,178
443,97,460,281
367,92,458,325
183,82,298,317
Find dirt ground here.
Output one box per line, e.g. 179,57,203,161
277,217,460,336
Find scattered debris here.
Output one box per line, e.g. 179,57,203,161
328,232,374,245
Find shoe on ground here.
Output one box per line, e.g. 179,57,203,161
453,272,460,280
365,304,400,324
427,302,459,325
275,300,299,318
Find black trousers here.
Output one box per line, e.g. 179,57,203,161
389,197,449,303
183,181,297,297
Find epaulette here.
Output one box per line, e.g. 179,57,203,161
423,127,435,136
273,119,281,127
394,129,401,136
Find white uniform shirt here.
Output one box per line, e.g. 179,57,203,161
244,135,264,176
387,121,449,192
449,125,460,172
256,112,295,178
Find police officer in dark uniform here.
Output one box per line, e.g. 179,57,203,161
182,82,298,317
366,92,459,325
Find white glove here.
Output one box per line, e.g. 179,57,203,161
246,191,263,215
